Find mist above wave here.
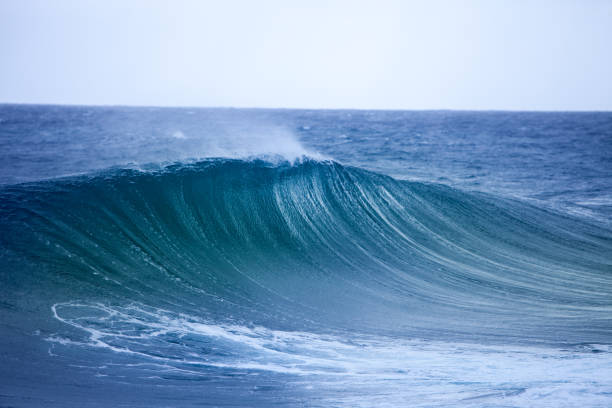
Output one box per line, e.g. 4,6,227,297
0,109,325,184
172,126,325,162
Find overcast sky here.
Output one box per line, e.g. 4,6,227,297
1,0,611,110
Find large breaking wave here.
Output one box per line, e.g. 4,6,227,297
2,158,610,347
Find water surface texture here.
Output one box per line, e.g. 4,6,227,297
1,105,611,407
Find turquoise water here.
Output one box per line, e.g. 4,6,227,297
1,105,611,407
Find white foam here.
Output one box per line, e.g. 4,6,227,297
49,302,612,407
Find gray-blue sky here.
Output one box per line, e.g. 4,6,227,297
1,0,611,110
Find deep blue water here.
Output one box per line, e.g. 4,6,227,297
1,104,611,407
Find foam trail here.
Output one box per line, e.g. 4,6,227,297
47,302,612,407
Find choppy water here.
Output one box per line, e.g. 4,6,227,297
1,105,611,407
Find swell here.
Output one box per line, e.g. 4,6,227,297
1,159,611,344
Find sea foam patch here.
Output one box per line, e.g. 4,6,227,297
49,302,612,407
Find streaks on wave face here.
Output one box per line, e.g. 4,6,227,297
1,159,611,345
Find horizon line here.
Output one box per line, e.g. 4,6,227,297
1,101,611,114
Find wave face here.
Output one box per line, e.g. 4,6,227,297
1,158,612,406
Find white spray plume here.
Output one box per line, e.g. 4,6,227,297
169,124,326,164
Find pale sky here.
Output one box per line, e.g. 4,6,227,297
1,0,611,110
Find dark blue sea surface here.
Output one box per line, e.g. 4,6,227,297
1,105,611,407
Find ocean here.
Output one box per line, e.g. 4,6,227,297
1,104,611,407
